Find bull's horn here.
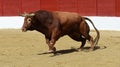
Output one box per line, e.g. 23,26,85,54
19,12,27,17
18,11,24,17
19,13,26,17
28,13,35,16
19,12,35,17
20,12,29,17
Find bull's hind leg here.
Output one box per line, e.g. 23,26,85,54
90,36,94,50
79,21,94,50
84,34,94,50
79,38,86,50
68,33,87,50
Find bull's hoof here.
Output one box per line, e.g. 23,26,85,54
47,50,54,53
53,47,56,52
52,47,57,55
89,48,94,51
47,47,56,53
77,47,83,51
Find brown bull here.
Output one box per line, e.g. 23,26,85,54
20,10,100,54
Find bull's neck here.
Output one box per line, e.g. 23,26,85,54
35,24,50,35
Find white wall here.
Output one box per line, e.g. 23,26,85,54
0,16,120,31
0,16,24,29
88,16,120,31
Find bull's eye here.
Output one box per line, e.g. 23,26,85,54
27,18,31,24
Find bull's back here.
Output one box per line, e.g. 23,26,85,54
54,11,80,23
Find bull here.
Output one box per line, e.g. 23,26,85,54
20,10,100,54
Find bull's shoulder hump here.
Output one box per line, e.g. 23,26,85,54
53,11,80,17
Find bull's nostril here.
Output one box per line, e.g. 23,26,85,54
22,28,27,32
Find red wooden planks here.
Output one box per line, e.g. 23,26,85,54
40,0,58,11
77,0,97,16
97,0,115,16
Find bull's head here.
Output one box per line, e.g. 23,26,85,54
20,13,35,32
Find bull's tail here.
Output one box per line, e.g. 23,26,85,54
83,17,100,47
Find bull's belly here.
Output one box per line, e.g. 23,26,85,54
60,31,83,41
60,29,80,36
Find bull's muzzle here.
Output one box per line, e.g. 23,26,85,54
22,28,27,32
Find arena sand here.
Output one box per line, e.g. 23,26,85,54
0,29,120,67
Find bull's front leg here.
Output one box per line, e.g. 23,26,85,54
49,38,56,53
48,28,60,54
45,37,51,51
45,35,57,54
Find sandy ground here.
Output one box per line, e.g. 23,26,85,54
0,29,120,67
